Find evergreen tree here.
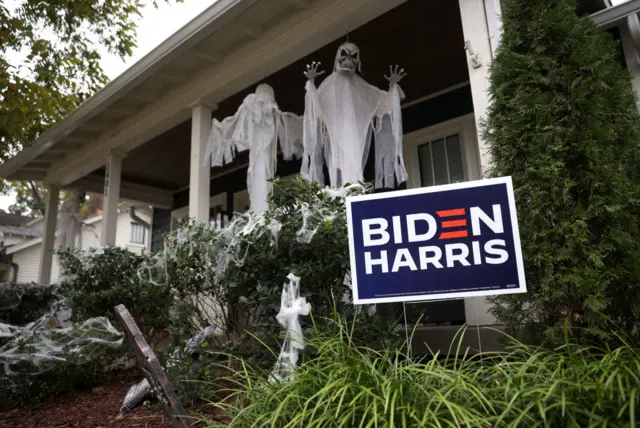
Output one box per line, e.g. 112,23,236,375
484,0,640,343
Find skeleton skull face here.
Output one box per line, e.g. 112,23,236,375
334,42,361,74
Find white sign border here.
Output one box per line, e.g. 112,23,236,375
345,176,527,305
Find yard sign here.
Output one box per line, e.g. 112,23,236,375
346,176,526,304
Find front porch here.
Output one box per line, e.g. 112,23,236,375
1,0,639,330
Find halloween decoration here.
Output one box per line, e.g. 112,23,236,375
206,83,303,213
301,42,408,188
270,273,311,383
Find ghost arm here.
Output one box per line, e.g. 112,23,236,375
278,112,304,161
301,79,327,186
373,81,408,188
204,99,254,168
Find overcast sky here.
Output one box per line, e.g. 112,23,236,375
0,1,214,212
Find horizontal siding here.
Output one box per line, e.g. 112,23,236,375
13,244,61,284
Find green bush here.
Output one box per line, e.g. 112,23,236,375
205,322,640,427
57,246,172,340
0,282,61,327
0,317,123,408
484,0,640,343
153,177,401,369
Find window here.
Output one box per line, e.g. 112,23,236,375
403,113,481,189
417,134,465,186
130,222,146,245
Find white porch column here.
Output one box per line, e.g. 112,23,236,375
189,103,212,223
459,0,500,326
38,184,60,285
101,152,124,246
620,15,640,105
459,0,497,174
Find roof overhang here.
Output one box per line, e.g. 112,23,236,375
0,0,406,189
2,0,630,192
591,0,640,29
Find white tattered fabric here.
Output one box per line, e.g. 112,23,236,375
301,42,408,189
206,83,303,213
270,273,311,383
57,198,82,249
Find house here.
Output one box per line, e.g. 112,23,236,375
0,211,35,282
2,205,151,284
0,0,637,346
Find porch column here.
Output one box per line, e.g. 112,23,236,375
458,0,496,173
101,151,124,246
38,184,60,285
620,16,640,104
189,103,212,223
459,0,500,327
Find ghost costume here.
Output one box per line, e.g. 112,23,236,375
206,83,303,213
301,42,407,188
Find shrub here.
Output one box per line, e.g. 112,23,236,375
57,246,172,341
205,321,640,427
483,0,640,343
0,317,123,408
151,177,401,369
0,282,61,327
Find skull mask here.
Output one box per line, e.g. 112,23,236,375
334,42,361,74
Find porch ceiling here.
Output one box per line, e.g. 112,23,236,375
0,0,409,187
0,0,322,182
84,0,470,193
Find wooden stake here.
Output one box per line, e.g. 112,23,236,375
114,304,192,428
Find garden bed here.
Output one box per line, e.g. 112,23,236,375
0,371,225,428
0,373,173,428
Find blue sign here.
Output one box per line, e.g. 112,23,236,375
346,177,526,304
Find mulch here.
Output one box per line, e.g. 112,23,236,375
0,374,223,428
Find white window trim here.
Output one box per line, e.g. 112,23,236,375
129,222,146,246
403,113,482,190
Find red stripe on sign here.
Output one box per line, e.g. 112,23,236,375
441,219,467,228
439,230,469,240
437,208,466,217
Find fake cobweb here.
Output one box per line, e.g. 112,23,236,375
143,182,369,289
139,182,369,380
0,317,122,376
270,273,311,383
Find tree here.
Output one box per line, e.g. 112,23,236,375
0,0,182,212
484,0,640,343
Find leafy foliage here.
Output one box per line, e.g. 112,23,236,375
0,282,60,326
0,0,182,212
483,0,640,343
57,246,172,342
150,178,400,369
0,320,123,409
206,320,640,428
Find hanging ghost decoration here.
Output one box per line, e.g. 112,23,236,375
206,83,303,213
301,42,408,188
270,273,311,383
56,192,82,249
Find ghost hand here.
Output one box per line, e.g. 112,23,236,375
304,61,325,82
384,65,406,85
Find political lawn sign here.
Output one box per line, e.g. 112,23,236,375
345,177,526,305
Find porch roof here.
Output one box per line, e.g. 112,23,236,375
0,0,408,188
0,0,633,198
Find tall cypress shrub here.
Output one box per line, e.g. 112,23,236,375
484,0,640,343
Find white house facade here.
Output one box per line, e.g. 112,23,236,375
4,207,151,284
0,0,638,347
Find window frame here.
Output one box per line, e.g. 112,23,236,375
129,221,146,245
402,113,481,189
